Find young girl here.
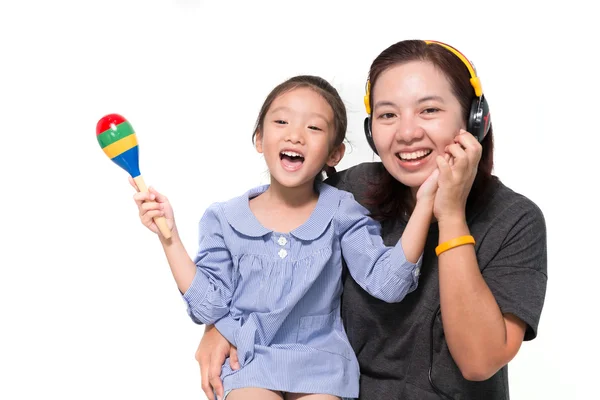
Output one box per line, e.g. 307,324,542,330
130,75,439,400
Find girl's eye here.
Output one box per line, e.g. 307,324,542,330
308,126,322,131
274,120,287,125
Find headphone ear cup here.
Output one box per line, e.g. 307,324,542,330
467,98,482,142
480,95,491,140
467,95,491,143
363,116,378,155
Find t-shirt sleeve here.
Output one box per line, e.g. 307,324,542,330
481,199,548,341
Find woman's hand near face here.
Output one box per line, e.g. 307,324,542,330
434,129,482,223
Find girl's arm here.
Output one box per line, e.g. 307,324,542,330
337,192,433,303
181,204,236,326
130,182,197,293
132,184,234,324
402,168,439,263
159,229,196,293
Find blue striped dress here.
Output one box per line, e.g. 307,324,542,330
182,182,422,398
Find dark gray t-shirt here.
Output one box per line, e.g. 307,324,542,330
325,162,547,400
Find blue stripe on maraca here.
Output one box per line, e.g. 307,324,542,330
111,145,141,177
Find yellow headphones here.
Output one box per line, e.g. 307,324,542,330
363,39,491,151
423,40,482,97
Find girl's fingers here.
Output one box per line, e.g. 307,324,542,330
142,209,163,224
133,190,156,206
149,186,168,203
128,176,138,191
141,201,161,212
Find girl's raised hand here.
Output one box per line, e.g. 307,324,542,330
129,176,176,236
416,168,440,204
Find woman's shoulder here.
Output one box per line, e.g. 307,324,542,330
473,177,546,235
489,178,544,217
325,162,384,194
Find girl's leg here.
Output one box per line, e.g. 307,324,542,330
226,388,285,400
286,393,341,400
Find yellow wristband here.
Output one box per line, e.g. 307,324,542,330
435,235,475,256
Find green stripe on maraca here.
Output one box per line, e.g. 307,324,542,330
97,120,135,148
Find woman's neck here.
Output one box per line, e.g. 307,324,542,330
410,186,418,205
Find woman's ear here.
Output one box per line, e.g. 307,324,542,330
326,143,346,167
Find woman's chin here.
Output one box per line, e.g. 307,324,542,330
385,162,434,189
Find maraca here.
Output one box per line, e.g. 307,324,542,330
96,113,172,239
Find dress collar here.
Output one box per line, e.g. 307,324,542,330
222,183,340,240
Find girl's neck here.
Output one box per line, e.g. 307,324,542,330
264,178,318,208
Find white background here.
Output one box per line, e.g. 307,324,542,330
0,1,597,399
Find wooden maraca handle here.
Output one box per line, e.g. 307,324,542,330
133,175,172,239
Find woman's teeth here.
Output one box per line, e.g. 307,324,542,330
397,149,432,161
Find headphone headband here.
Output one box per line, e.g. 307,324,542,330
363,81,372,115
364,40,483,115
424,40,482,97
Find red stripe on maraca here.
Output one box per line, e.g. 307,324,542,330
96,113,127,136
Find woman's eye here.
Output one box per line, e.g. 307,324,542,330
379,113,396,119
422,108,440,114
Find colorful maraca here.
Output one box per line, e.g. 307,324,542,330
96,113,172,239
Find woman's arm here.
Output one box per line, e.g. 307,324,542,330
196,324,239,400
437,215,527,381
434,131,546,380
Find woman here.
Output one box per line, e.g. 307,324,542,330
196,39,547,400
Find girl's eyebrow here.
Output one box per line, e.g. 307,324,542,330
268,106,331,125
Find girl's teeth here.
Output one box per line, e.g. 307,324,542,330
281,151,302,157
